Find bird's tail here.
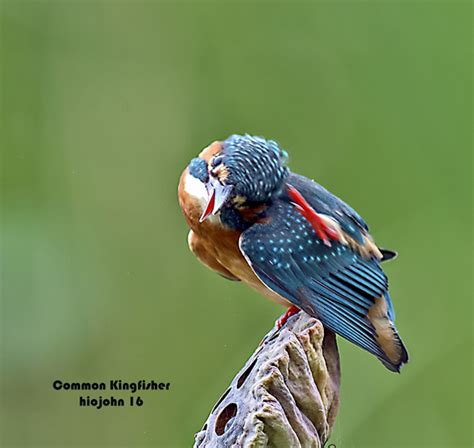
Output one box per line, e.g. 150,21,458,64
368,293,409,372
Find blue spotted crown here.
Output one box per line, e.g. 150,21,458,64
220,134,289,203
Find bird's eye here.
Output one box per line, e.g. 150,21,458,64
211,155,224,167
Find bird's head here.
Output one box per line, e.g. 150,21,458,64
186,134,289,223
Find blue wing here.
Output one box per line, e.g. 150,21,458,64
286,172,369,244
239,196,408,372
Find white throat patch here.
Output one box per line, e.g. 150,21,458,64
184,173,221,225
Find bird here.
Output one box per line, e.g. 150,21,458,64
178,134,408,372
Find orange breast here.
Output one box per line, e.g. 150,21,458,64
178,163,291,308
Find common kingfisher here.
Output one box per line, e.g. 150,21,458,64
178,134,408,372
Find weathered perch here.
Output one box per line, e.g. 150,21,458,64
194,312,341,448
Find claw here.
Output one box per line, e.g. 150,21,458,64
276,305,301,329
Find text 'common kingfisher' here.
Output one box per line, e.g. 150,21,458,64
178,135,408,372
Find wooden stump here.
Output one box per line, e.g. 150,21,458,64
194,312,341,448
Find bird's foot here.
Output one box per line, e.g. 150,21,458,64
287,185,340,246
277,305,301,329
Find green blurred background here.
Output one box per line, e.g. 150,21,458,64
1,1,472,447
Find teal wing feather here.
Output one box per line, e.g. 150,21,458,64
239,198,408,371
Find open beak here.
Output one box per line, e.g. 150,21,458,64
199,178,233,222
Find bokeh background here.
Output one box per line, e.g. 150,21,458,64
1,1,472,447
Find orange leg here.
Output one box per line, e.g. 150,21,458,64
287,185,339,246
277,305,301,329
